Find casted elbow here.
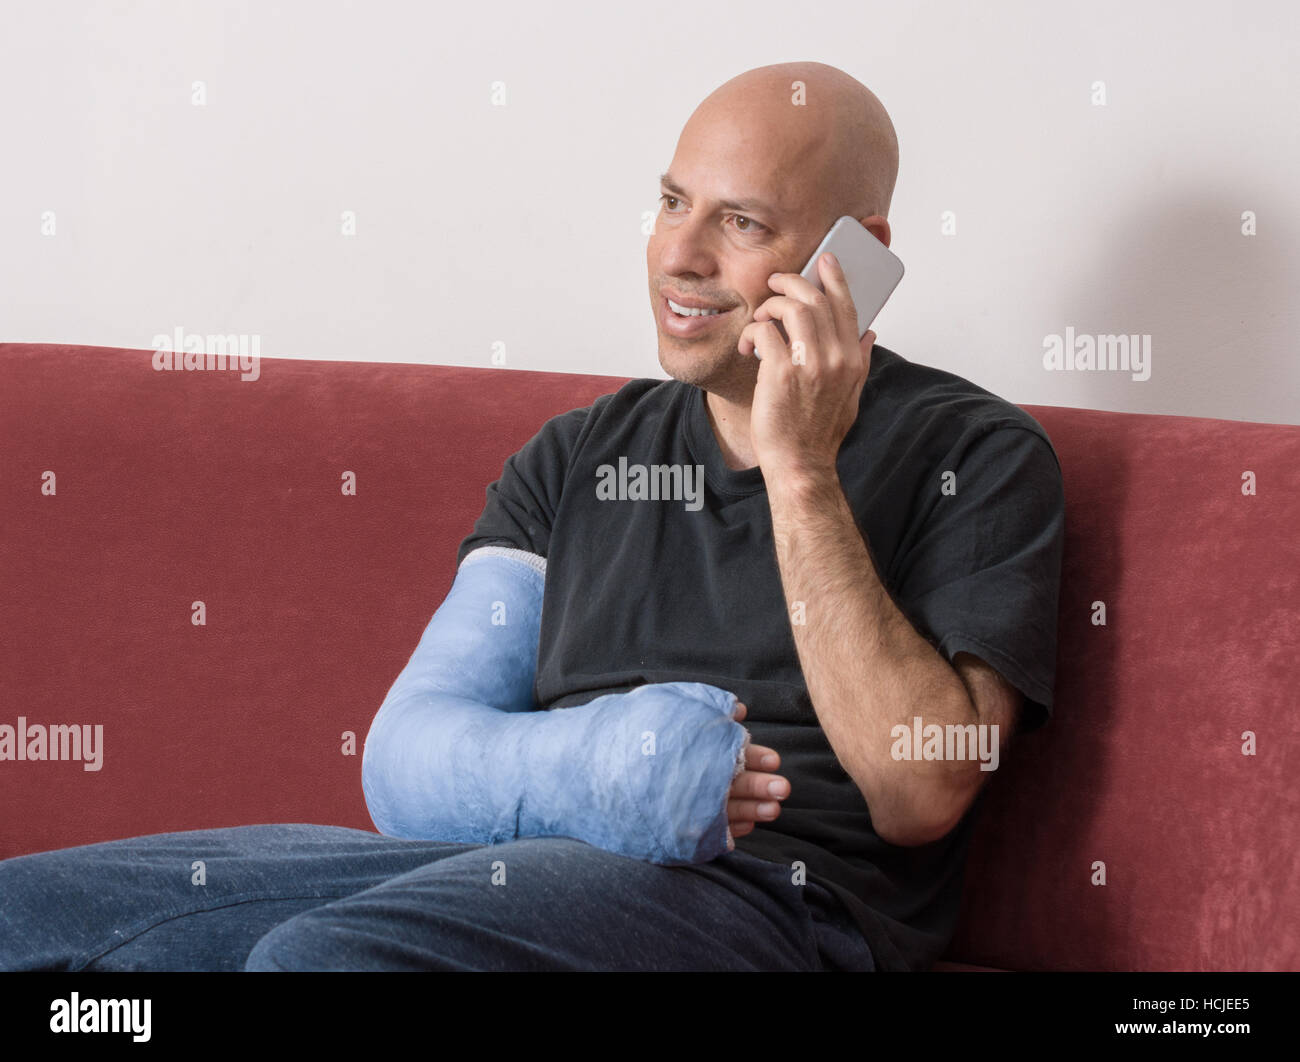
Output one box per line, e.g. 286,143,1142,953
360,730,400,838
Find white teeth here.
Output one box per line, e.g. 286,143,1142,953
668,298,724,317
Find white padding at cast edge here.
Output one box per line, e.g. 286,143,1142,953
460,545,547,576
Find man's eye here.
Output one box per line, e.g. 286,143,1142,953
657,195,765,234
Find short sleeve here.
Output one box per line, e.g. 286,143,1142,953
890,423,1066,734
455,403,593,567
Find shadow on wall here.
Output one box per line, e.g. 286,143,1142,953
1050,184,1298,424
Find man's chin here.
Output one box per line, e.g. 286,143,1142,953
658,354,710,389
657,339,728,385
657,342,755,402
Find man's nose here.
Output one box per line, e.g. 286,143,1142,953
656,210,721,276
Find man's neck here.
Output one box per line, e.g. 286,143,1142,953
703,390,759,472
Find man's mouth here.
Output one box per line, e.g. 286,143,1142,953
660,288,743,337
667,297,725,318
660,292,736,337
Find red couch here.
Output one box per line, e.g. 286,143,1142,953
2,342,1297,971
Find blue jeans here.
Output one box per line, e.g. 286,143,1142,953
0,824,875,971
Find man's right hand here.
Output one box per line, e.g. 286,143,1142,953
727,701,789,840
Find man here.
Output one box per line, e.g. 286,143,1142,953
0,61,1063,973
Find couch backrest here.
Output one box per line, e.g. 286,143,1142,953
2,344,1296,970
949,402,1299,971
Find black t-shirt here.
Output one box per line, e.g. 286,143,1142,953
455,344,1066,971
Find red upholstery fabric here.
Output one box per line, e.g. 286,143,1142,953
948,402,1300,972
2,343,1296,971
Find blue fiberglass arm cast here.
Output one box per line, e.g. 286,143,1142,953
361,546,749,865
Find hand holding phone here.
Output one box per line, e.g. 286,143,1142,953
765,215,903,353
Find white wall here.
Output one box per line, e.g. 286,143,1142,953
2,0,1296,424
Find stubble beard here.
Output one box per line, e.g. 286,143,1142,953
658,335,756,407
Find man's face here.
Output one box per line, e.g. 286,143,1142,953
647,113,828,401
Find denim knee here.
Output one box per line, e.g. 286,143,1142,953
243,917,316,972
244,909,388,972
242,931,287,971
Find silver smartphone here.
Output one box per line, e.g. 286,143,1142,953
769,216,903,349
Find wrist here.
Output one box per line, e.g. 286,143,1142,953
762,462,842,504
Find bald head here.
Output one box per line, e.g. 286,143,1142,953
647,62,899,405
687,61,898,223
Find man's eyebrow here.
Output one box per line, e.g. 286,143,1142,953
658,172,781,219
